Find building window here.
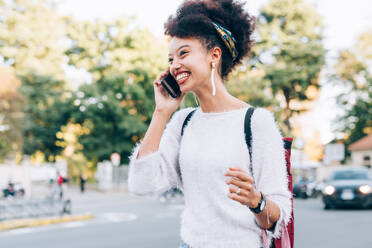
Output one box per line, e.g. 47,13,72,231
364,156,371,168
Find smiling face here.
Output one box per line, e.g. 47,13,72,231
168,37,214,94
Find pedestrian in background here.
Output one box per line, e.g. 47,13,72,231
56,172,64,199
128,1,291,247
80,173,87,193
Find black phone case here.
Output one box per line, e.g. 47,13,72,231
161,72,181,98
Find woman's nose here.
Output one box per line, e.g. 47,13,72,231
170,60,182,75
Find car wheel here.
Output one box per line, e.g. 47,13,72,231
324,203,332,210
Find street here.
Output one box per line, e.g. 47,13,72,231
0,187,371,248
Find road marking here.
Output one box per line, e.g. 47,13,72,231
60,221,86,228
98,212,138,223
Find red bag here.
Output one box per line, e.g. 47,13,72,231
274,137,294,248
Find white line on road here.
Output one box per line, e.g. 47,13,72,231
61,221,86,228
98,212,138,223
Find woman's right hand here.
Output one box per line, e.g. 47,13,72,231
153,68,185,115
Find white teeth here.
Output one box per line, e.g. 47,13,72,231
176,72,190,81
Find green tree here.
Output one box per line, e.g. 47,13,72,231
255,0,326,133
19,74,70,161
68,71,153,164
0,0,71,162
0,0,169,164
334,30,372,146
0,0,66,78
65,17,168,82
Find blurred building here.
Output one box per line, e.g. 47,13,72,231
348,134,372,168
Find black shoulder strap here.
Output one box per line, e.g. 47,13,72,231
245,107,278,238
177,109,197,186
181,109,197,136
244,107,255,177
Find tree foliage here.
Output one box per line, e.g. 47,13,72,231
255,0,326,133
65,16,168,82
68,71,154,164
0,0,66,78
19,74,69,161
334,30,372,146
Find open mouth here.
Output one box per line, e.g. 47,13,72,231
176,72,191,85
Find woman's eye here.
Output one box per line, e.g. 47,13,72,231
180,51,188,56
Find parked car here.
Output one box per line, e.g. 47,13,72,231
293,179,313,199
322,166,372,209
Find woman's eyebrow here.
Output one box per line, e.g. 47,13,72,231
168,45,191,56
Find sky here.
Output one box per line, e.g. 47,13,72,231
57,0,372,144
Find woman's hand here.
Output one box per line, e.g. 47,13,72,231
224,166,261,208
153,68,185,115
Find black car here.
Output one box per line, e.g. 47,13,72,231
293,179,312,199
322,167,372,209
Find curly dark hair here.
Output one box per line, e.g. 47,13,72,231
164,0,256,80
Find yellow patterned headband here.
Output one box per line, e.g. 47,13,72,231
212,22,238,61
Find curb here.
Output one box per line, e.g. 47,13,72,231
0,213,95,231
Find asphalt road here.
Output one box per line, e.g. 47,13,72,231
0,187,371,248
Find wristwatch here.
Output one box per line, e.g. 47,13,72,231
249,191,266,214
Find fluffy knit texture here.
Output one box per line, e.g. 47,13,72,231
128,106,292,248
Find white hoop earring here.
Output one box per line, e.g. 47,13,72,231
211,62,216,96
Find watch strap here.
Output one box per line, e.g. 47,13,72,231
249,191,265,214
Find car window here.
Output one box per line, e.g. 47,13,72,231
331,170,370,180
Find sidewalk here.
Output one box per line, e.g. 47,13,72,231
0,182,184,232
0,182,130,232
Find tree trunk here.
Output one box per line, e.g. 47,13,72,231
282,87,292,134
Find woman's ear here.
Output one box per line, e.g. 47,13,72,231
210,46,222,66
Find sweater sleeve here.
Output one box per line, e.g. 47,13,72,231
251,108,292,239
127,107,196,196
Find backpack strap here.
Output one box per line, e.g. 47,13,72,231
244,108,277,247
244,107,255,177
181,109,197,136
177,109,197,186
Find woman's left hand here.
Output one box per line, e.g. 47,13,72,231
224,166,261,209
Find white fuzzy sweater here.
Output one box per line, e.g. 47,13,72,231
128,106,291,248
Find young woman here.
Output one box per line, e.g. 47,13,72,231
128,0,291,247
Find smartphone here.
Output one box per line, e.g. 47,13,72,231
161,72,181,98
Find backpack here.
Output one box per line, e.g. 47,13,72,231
181,107,294,248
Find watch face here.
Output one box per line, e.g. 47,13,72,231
260,197,266,212
260,196,266,212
